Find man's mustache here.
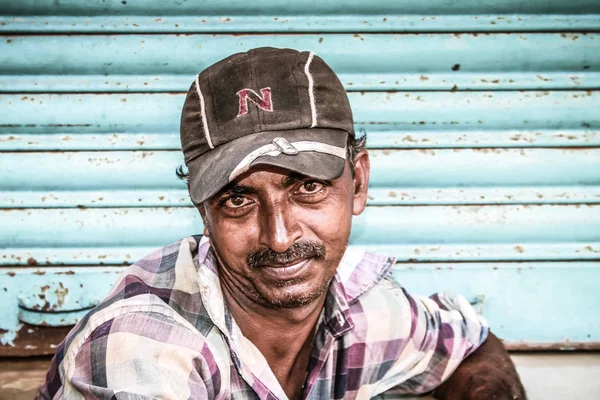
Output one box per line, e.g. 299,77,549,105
247,240,326,268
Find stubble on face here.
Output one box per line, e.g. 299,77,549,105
222,239,336,309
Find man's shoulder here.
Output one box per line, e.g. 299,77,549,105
61,235,214,354
41,293,226,399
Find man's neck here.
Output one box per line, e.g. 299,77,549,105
220,281,327,400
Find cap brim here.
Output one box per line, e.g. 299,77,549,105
187,129,348,204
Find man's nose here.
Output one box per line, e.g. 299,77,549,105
258,202,302,253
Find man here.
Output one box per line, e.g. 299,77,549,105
39,47,525,399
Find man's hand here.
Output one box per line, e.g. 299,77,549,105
433,332,526,400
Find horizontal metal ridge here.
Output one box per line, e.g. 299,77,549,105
0,92,597,150
1,205,598,265
1,149,598,207
3,0,599,17
1,33,598,91
1,130,598,151
1,15,599,33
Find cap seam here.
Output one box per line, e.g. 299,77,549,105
249,53,261,132
304,51,317,128
195,74,214,149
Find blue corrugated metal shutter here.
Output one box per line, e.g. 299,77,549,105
0,1,599,396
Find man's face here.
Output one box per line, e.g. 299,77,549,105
201,150,370,309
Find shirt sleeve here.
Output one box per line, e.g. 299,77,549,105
373,277,489,396
38,308,221,400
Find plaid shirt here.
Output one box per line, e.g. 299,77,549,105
39,236,488,399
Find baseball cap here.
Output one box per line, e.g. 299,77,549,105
180,47,354,204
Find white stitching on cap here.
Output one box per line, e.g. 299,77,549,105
195,75,214,149
304,52,317,128
228,141,346,181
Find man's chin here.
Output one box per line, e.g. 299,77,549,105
258,281,331,309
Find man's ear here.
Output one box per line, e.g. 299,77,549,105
197,203,210,237
352,149,370,216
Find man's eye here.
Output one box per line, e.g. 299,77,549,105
298,181,323,194
224,196,250,208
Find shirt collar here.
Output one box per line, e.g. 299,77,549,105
322,247,396,337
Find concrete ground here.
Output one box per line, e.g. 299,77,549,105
1,353,599,399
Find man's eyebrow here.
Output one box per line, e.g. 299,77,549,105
281,172,331,188
281,172,308,188
216,183,257,198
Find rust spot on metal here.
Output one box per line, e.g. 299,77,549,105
451,84,458,92
318,37,323,43
388,191,397,198
27,257,38,266
585,245,599,253
451,64,460,71
7,272,16,277
57,270,75,275
32,270,45,275
514,246,525,253
419,75,429,81
55,283,69,307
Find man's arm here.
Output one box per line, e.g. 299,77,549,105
433,332,526,400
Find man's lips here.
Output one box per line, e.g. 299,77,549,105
259,259,311,280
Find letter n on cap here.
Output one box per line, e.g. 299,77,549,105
236,88,273,117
